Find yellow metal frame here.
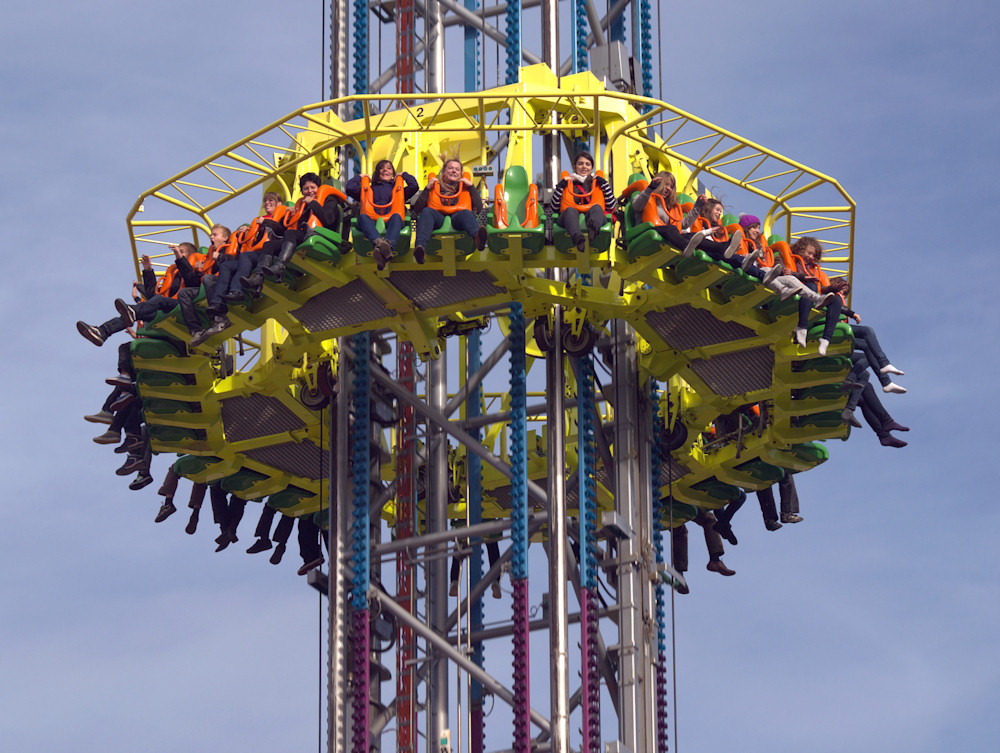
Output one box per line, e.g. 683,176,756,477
125,64,857,520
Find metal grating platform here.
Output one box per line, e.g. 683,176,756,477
689,347,774,396
387,270,505,310
242,440,329,480
645,304,756,351
655,457,690,485
221,393,306,442
290,279,392,331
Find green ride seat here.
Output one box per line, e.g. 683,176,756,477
220,469,270,495
173,455,226,477
791,410,845,430
135,370,195,387
486,165,545,256
135,302,184,336
268,486,315,510
793,355,852,373
147,425,206,443
551,214,613,254
425,215,478,257
660,499,701,528
732,459,785,485
130,338,183,360
351,216,413,259
297,227,343,265
792,384,845,401
690,476,742,503
142,397,201,415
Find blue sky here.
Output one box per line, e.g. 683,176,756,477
2,1,998,751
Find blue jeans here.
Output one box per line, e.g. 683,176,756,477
851,324,891,386
357,213,405,245
235,249,263,281
798,281,843,339
415,208,479,248
98,295,176,338
653,223,746,268
209,257,240,305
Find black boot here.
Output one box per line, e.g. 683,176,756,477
239,255,272,296
262,238,297,279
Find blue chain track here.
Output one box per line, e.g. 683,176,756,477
650,379,670,751
508,303,528,579
573,0,588,75
467,330,486,753
351,332,371,610
640,0,653,104
578,354,597,589
350,332,372,753
505,0,521,86
352,0,368,120
579,350,601,752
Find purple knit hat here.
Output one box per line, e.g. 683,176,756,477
738,214,761,230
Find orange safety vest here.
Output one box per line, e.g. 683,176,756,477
741,234,774,268
360,175,407,220
238,216,267,253
155,265,181,298
285,184,347,229
689,215,728,242
426,172,474,214
559,171,607,213
641,193,683,229
187,250,214,275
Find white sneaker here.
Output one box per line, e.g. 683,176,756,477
779,284,800,301
880,363,904,376
683,228,713,257
883,382,907,394
794,327,807,348
723,229,743,259
818,337,830,356
762,265,784,285
741,249,761,271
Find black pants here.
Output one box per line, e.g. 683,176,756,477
298,516,322,563
653,223,734,262
253,505,294,544
178,276,218,333
558,206,606,239
210,484,246,533
798,282,843,337
97,296,177,339
858,382,893,438
671,509,725,572
756,473,799,521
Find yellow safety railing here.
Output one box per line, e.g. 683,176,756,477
127,64,856,323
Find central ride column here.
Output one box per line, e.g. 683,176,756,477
540,2,570,751
612,319,656,752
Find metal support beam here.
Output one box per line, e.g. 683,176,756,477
444,335,511,417
611,319,652,751
348,345,549,507
371,588,553,734
546,278,570,753
425,0,445,93
328,342,352,753
558,0,631,77
428,353,449,753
